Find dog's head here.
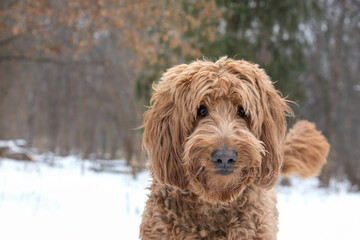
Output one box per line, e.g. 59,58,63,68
143,57,292,203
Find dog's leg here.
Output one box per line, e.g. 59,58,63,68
281,120,330,178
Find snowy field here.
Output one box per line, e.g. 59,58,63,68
1,156,360,240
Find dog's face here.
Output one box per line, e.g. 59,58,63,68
143,57,291,203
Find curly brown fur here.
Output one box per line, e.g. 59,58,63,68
140,57,329,239
282,120,330,178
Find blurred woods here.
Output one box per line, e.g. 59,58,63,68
301,0,360,188
0,0,359,187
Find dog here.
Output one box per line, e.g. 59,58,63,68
140,57,329,239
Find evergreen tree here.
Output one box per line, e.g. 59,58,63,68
137,0,319,104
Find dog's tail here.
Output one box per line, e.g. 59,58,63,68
281,120,330,178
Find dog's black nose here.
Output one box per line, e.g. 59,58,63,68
211,146,237,169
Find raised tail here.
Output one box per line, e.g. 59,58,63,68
282,120,330,178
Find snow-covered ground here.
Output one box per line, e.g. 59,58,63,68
1,157,359,240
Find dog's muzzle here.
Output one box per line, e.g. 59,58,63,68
211,146,237,175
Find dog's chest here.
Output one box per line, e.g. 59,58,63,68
140,185,278,240
175,202,243,238
165,191,275,239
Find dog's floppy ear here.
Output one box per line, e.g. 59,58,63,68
142,66,188,190
255,68,292,189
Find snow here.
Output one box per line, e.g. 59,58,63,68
0,157,150,240
1,156,359,240
277,178,360,240
0,139,31,154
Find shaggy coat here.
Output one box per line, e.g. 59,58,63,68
140,57,329,240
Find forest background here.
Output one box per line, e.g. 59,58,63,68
1,0,360,189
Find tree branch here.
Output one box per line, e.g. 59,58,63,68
0,55,104,65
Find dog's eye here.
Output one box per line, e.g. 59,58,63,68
237,106,247,118
197,105,208,117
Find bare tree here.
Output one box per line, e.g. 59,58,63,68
302,0,360,188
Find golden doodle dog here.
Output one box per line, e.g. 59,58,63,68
140,57,329,239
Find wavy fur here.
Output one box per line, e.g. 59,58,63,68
140,57,329,239
282,120,330,178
